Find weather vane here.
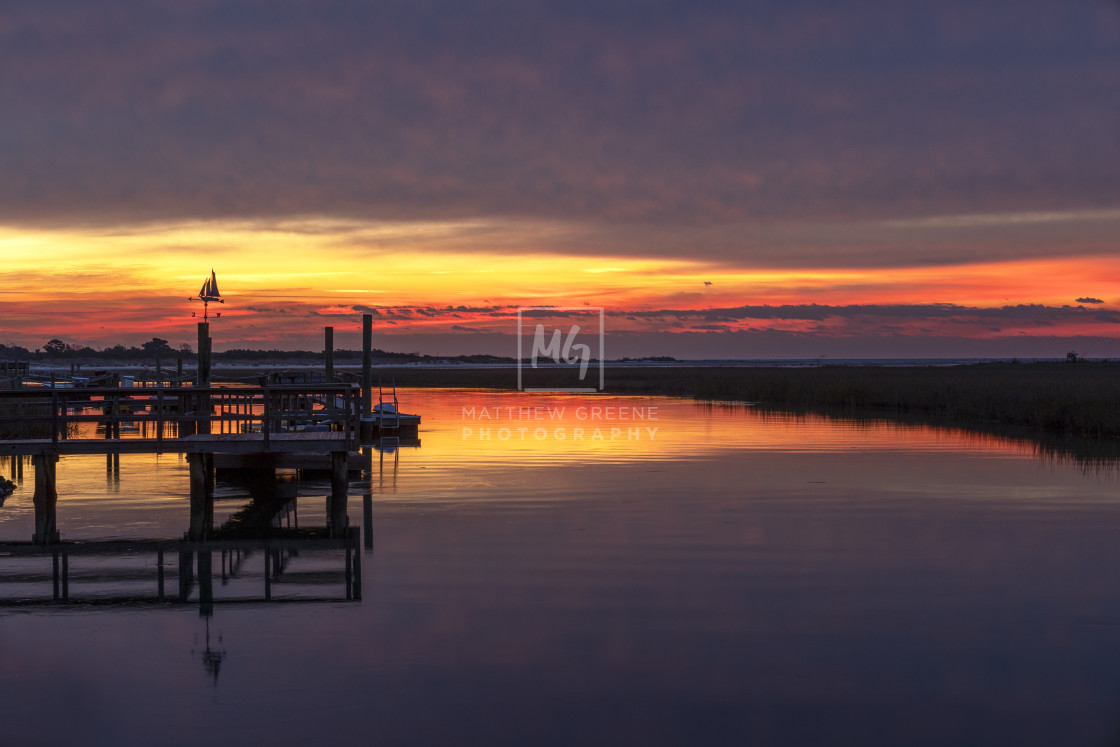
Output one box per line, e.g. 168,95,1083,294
189,269,225,320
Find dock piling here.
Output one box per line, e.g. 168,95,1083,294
188,453,215,541
362,492,373,550
198,551,214,617
329,450,349,537
361,314,372,419
32,454,59,545
198,323,211,434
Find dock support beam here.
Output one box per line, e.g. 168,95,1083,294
329,450,349,537
32,454,59,545
325,326,334,381
188,452,215,541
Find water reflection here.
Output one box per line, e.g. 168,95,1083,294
0,465,363,610
0,533,362,610
733,403,1120,476
0,390,1119,746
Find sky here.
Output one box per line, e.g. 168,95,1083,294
2,0,1119,358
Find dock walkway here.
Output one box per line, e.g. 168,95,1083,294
0,384,370,545
0,383,361,455
0,432,352,457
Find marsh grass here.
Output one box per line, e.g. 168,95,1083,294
358,361,1120,439
677,362,1120,439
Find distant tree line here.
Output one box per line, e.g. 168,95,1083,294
1,338,191,361
1,338,516,365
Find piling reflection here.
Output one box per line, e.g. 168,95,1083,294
0,467,364,611
0,532,362,611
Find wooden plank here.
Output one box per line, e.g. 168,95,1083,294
0,536,356,555
0,383,367,454
0,433,353,456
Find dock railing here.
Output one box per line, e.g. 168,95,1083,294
0,383,361,451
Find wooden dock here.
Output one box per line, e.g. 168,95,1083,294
0,383,362,454
0,383,379,545
0,319,422,555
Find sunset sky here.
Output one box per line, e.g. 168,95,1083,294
2,1,1119,358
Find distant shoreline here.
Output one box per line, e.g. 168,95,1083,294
19,355,1105,373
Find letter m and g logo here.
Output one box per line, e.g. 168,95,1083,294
517,307,605,392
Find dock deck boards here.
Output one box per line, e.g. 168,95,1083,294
0,432,354,456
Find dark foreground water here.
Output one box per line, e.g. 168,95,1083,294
2,389,1120,746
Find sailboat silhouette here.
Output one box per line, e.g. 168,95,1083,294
189,269,225,320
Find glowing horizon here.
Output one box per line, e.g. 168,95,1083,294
3,216,1119,358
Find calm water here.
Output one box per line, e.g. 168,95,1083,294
2,389,1120,746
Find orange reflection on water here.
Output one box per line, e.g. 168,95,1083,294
395,389,1067,468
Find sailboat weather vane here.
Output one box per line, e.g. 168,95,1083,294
189,269,225,320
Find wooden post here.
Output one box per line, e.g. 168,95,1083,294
156,387,164,449
361,314,372,419
105,395,113,471
188,453,214,541
32,454,59,544
351,527,362,600
363,492,373,550
262,388,271,449
325,326,335,381
329,450,348,537
197,323,211,435
263,548,272,601
157,547,165,601
178,550,194,602
197,551,214,617
50,390,59,446
345,534,353,600
197,323,211,386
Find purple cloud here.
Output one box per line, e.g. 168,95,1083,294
0,0,1117,277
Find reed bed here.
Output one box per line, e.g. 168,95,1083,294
364,361,1120,440
678,363,1120,439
